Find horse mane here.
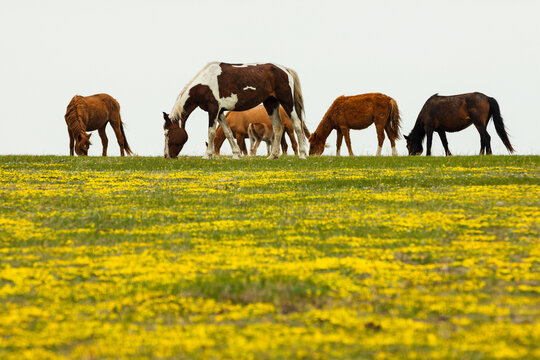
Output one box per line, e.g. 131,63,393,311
311,95,343,144
170,62,218,123
65,96,87,135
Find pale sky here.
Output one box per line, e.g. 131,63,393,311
1,0,538,156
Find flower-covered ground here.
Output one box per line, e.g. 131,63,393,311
0,155,538,359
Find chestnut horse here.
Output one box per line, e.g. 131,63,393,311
65,93,133,156
163,62,307,159
248,122,275,156
405,93,514,156
309,93,401,156
162,112,188,158
213,105,306,156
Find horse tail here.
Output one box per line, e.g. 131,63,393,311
387,98,402,139
284,67,309,137
247,123,255,142
120,122,134,156
488,96,515,153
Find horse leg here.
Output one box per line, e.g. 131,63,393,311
237,135,248,156
213,126,226,155
69,131,75,156
285,127,297,155
248,129,258,156
437,131,452,156
263,99,283,160
291,112,307,159
267,140,272,156
98,126,108,156
384,125,398,156
280,134,288,155
336,129,343,156
204,111,219,159
472,120,491,155
340,127,354,156
375,122,385,156
425,128,434,156
218,112,242,159
110,122,126,156
251,138,261,156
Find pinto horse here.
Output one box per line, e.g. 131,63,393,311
405,92,514,156
163,62,308,159
309,93,401,156
162,112,188,158
65,93,133,156
213,105,307,156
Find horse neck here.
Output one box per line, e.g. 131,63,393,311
410,119,426,142
313,116,334,144
171,90,197,128
66,99,86,135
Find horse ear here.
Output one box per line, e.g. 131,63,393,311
163,112,171,126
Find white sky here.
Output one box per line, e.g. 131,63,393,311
1,0,538,156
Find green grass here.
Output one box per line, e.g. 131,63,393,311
0,155,539,359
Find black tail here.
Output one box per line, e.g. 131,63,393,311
120,122,134,155
488,97,514,153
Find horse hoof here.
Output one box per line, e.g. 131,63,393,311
267,154,279,160
203,154,213,159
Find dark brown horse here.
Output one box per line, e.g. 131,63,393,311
162,112,188,158
309,93,401,156
163,62,308,159
405,92,514,156
213,105,306,156
65,93,133,156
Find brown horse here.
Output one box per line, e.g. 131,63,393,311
65,93,133,156
248,122,275,156
404,92,514,156
162,112,188,158
213,105,305,156
163,62,308,159
309,93,401,156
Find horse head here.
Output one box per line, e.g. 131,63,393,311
404,134,423,155
75,132,92,156
163,112,188,159
308,132,325,156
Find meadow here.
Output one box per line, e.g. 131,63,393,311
0,155,539,359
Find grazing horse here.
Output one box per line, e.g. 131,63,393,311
309,93,401,156
64,93,133,156
163,62,308,159
248,122,275,156
162,112,188,158
405,92,514,156
213,105,308,156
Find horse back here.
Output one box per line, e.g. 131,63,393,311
82,94,120,131
420,92,490,131
327,93,393,129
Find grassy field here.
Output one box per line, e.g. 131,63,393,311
0,155,539,359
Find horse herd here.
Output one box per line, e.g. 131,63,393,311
65,62,515,158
